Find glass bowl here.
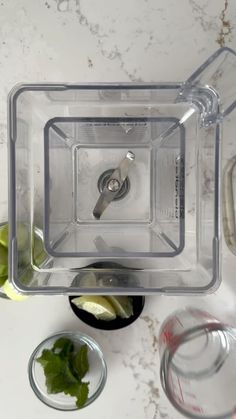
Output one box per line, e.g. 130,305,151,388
28,331,107,411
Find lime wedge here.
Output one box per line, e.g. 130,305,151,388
72,296,116,321
106,296,133,319
0,275,7,287
0,244,8,277
0,224,8,248
33,235,47,266
0,223,28,251
3,280,28,301
17,224,29,251
77,272,97,287
18,233,47,268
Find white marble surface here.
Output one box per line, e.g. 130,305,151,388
1,1,236,418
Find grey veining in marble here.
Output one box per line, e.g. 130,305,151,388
1,1,236,419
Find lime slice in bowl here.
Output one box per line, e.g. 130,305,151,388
76,272,97,287
71,296,116,321
106,296,133,319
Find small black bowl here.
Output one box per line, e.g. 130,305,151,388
68,295,145,330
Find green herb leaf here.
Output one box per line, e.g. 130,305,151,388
37,349,77,394
72,344,89,379
63,382,81,397
53,337,74,358
45,361,78,394
37,349,56,367
76,382,89,409
36,339,90,409
64,382,89,409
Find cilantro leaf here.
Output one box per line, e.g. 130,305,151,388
72,345,89,379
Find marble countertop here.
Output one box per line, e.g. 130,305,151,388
1,1,236,418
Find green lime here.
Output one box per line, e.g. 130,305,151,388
77,272,97,287
33,235,47,266
0,223,28,251
0,275,7,287
106,296,133,319
3,280,28,301
72,296,116,321
17,224,29,250
0,224,8,248
0,244,8,277
19,233,47,268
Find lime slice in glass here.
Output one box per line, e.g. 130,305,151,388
0,224,8,248
0,275,7,287
0,223,28,251
106,296,133,319
33,235,47,266
3,280,28,301
0,244,8,277
71,296,116,321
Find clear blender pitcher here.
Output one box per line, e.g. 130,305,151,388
2,47,236,295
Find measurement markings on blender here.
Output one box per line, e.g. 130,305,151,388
175,156,185,219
